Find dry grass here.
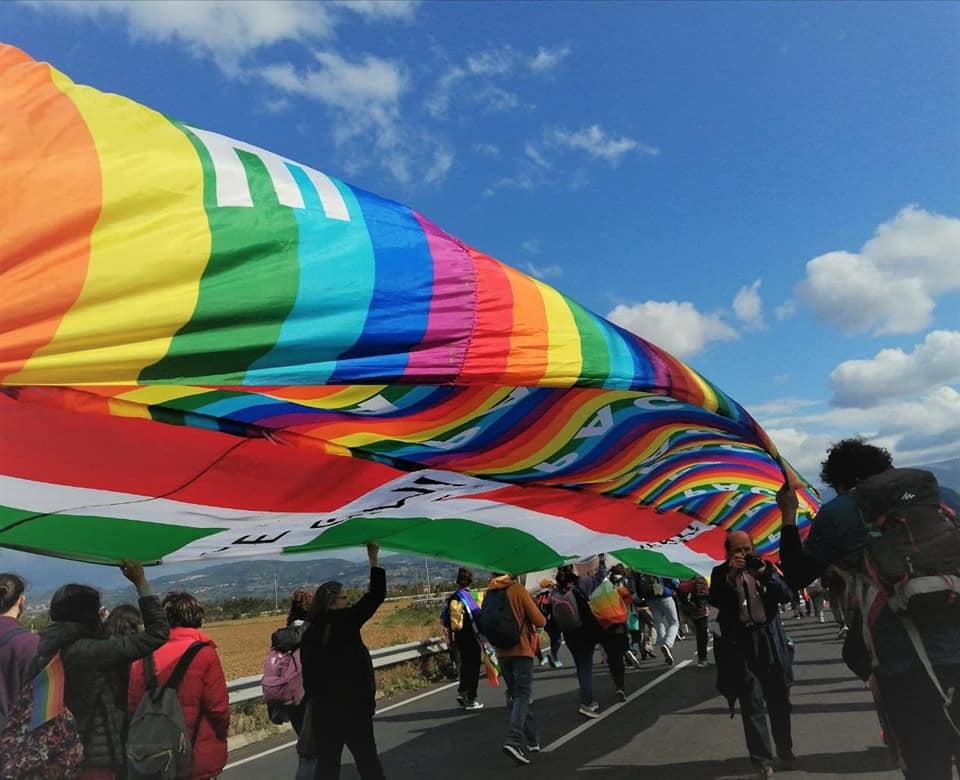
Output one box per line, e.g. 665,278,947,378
206,598,441,680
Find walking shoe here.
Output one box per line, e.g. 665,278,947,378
616,689,627,702
756,765,774,779
549,658,563,668
456,694,465,707
837,625,849,640
578,703,602,718
778,750,797,770
661,646,674,665
697,660,707,668
642,649,656,660
527,744,541,753
625,650,640,667
818,615,825,623
502,744,530,766
539,656,549,667
463,700,484,711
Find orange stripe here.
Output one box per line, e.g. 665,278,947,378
499,263,549,384
0,47,101,381
460,249,513,382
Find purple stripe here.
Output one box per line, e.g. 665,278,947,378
403,212,476,381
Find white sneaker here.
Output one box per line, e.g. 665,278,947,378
616,689,627,702
697,661,707,668
502,744,530,766
661,646,674,665
578,703,601,718
625,650,640,667
463,700,484,711
539,657,549,667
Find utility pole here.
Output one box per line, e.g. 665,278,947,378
274,575,279,611
424,557,432,595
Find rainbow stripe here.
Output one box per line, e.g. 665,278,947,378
30,653,66,730
0,45,820,572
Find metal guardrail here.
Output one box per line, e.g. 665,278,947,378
227,636,449,705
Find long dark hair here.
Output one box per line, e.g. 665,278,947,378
50,583,102,630
307,581,344,622
104,603,142,636
0,573,25,614
287,589,314,626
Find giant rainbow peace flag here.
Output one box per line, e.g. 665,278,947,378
0,45,819,577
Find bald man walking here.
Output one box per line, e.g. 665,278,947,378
710,531,796,779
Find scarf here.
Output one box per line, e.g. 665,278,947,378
735,571,767,626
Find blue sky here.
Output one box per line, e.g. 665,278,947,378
2,1,959,587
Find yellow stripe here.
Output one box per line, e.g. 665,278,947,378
11,69,210,385
116,385,211,406
534,279,583,386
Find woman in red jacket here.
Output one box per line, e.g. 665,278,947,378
128,592,230,779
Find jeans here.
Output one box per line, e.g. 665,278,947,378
876,664,960,779
740,664,793,767
454,629,481,702
499,656,538,749
545,621,563,663
693,616,709,662
570,642,595,705
290,705,317,780
650,596,679,649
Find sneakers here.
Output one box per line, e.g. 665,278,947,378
463,700,484,711
539,656,549,667
456,694,465,707
527,744,541,753
756,765,774,779
578,703,601,719
818,615,825,623
616,689,627,702
837,625,849,640
661,646,674,665
502,744,530,766
641,649,656,660
549,658,563,668
697,660,707,668
625,650,641,667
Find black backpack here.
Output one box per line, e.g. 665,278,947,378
855,468,960,616
478,588,520,649
126,641,208,780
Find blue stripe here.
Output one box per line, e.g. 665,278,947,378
328,190,433,382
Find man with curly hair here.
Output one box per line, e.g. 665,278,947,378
777,438,960,779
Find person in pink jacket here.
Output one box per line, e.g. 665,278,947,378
128,592,230,780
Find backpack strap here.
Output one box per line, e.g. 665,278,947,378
163,641,210,692
897,615,960,738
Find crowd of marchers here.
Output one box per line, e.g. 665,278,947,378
1,437,959,780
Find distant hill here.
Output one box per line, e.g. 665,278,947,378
916,457,960,491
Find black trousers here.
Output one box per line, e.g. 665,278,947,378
313,710,384,780
877,664,960,780
740,663,793,767
455,629,481,701
693,616,709,662
600,629,627,690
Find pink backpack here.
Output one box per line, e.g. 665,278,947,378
261,646,304,706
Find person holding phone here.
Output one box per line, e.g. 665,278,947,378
709,531,796,780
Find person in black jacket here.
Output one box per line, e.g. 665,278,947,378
37,560,169,778
709,531,795,780
300,542,386,780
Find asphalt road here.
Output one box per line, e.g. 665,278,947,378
224,617,943,779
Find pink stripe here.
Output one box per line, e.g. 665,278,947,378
403,212,476,381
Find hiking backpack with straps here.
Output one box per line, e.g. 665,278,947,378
262,623,306,724
855,467,960,616
477,588,520,648
0,651,84,780
549,587,583,632
126,641,209,780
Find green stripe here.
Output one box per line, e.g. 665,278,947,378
0,506,223,564
613,548,696,579
142,128,301,383
566,297,610,385
284,516,568,574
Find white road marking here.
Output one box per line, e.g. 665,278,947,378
222,681,460,771
542,659,693,753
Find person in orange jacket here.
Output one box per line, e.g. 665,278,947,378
484,573,546,766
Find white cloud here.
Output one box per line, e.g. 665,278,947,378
606,301,737,358
473,84,520,113
424,149,454,184
798,206,960,335
525,262,563,280
829,330,960,407
530,45,570,72
774,300,796,321
334,0,419,20
732,279,765,330
521,239,542,254
763,427,837,485
474,143,501,158
524,142,550,169
29,0,338,73
551,125,659,164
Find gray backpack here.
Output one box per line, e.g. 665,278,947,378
126,641,208,780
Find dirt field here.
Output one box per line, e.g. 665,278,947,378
205,598,441,680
